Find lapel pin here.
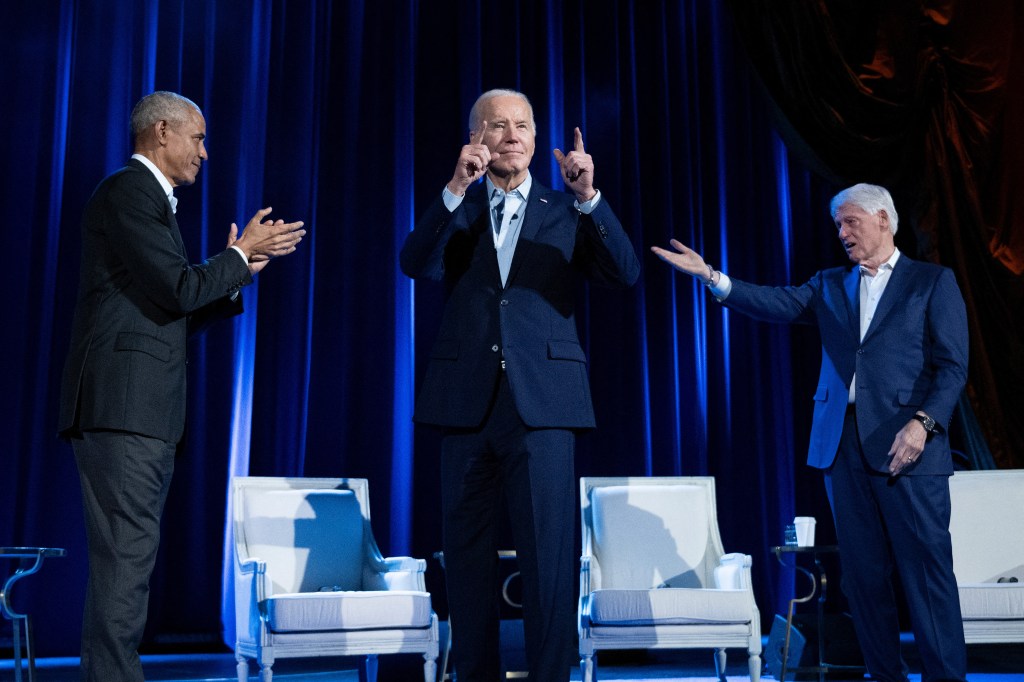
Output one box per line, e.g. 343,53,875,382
539,197,548,203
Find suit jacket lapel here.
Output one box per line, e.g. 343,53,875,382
503,184,552,288
128,158,188,260
862,256,911,343
167,207,187,260
844,267,860,338
466,185,501,284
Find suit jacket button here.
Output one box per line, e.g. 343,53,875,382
491,345,499,352
500,299,509,306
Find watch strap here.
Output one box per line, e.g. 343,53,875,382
911,413,936,432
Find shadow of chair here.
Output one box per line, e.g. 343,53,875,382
578,476,761,682
232,476,439,682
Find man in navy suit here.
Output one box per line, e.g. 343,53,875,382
653,184,968,682
401,89,639,682
59,91,305,681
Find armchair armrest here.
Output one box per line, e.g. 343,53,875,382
579,555,592,596
714,552,752,590
237,556,266,576
234,556,270,645
377,555,427,591
383,556,426,573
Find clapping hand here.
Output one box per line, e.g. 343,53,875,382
228,207,305,275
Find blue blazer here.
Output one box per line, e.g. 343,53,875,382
724,256,968,474
400,181,640,429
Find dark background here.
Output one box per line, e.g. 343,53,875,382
1,0,1020,656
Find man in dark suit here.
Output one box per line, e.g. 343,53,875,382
653,183,969,682
58,91,305,682
401,88,639,682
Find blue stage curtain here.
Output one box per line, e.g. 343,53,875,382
3,0,1009,656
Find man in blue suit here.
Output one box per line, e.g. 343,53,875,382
653,184,968,682
401,89,639,682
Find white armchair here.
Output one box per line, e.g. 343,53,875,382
232,476,439,682
948,469,1024,644
578,477,761,682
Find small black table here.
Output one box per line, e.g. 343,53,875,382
1,547,67,682
770,544,863,682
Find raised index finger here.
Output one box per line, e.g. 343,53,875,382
574,126,585,152
472,121,488,146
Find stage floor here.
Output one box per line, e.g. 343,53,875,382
4,635,1023,681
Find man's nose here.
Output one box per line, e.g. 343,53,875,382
200,143,208,160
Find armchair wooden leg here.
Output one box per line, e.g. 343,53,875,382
748,652,762,682
580,652,595,682
235,654,248,682
422,652,437,682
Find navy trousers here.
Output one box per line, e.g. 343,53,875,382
825,409,966,682
440,373,576,682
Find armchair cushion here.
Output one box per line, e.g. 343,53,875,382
243,489,364,594
591,484,716,590
587,587,754,626
266,590,434,632
959,584,1024,621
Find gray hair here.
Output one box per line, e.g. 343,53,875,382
830,183,899,235
468,89,536,136
130,91,202,143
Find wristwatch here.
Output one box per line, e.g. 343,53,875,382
911,412,937,433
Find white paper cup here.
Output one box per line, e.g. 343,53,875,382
794,516,816,547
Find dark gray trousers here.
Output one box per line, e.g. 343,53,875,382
73,430,176,682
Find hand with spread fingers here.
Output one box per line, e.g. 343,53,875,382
553,127,596,203
650,239,713,280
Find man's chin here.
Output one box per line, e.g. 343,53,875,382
490,162,528,178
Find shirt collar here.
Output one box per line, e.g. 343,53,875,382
486,171,532,203
860,247,901,276
131,153,176,210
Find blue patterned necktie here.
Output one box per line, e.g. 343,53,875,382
492,191,505,235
